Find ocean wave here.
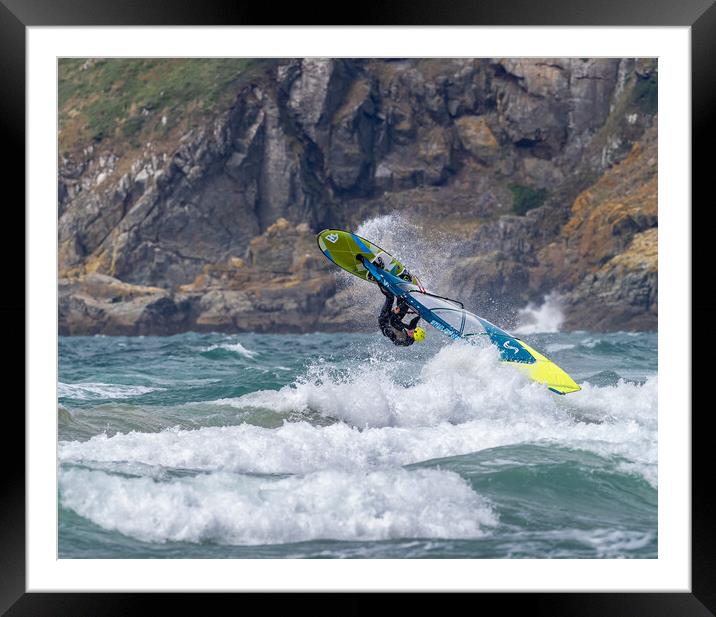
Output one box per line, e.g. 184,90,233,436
577,336,652,353
59,343,657,485
546,343,576,353
215,343,657,433
59,383,657,487
59,466,497,545
216,342,552,428
497,528,656,559
58,329,658,558
567,376,657,426
58,382,163,400
202,342,258,359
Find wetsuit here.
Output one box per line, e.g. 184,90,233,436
378,285,421,346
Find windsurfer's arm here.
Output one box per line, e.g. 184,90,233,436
395,297,410,318
407,314,421,329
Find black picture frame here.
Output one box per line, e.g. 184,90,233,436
5,0,711,613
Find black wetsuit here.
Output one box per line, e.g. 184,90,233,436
378,285,421,346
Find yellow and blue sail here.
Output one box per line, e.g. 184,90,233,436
317,229,419,286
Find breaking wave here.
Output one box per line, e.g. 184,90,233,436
514,292,565,335
59,466,497,545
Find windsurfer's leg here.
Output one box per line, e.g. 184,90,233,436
378,283,394,298
380,293,394,314
378,293,395,333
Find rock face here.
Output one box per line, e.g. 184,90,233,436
536,121,658,330
58,58,658,334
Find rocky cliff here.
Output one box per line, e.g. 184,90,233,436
58,58,657,335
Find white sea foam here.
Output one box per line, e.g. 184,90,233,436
568,377,657,426
59,467,497,545
203,342,258,359
559,377,658,486
59,342,658,490
514,292,565,334
217,342,550,428
59,358,657,486
58,382,163,400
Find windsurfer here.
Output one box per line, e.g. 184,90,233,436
377,284,426,346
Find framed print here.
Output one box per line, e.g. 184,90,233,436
6,0,712,613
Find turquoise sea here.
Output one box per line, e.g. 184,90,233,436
58,330,657,559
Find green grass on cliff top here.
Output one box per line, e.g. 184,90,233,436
59,58,277,155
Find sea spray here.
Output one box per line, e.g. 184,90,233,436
356,213,464,295
514,292,565,335
331,213,466,314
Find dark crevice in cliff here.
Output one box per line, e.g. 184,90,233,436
274,62,334,231
491,62,523,86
